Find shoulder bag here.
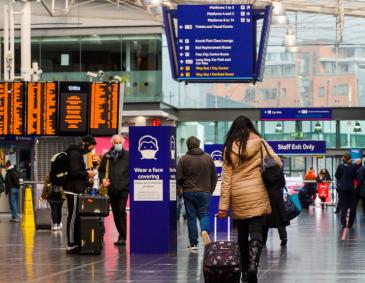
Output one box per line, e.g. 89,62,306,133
99,159,109,196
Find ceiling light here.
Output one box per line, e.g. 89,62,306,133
275,122,283,133
143,0,162,7
354,121,362,132
286,46,299,53
272,1,286,16
271,15,289,25
283,28,296,47
314,122,322,133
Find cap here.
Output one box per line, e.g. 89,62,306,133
81,135,97,145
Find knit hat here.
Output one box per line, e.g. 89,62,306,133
81,135,96,145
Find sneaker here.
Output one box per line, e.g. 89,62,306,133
52,224,58,231
11,218,19,223
59,223,63,229
188,244,198,251
201,231,210,246
66,246,79,255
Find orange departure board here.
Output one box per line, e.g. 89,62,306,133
26,82,57,136
58,82,89,135
0,82,24,135
90,82,120,136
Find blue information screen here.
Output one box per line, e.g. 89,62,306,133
261,108,332,121
177,4,254,81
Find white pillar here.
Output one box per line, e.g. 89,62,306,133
9,5,15,81
3,5,9,81
21,1,31,81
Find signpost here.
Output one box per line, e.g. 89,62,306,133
268,140,326,155
129,126,177,254
261,108,332,121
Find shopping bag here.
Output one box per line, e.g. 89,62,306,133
284,188,302,220
35,200,52,230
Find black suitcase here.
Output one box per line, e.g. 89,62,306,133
77,194,110,217
78,216,102,255
203,215,241,283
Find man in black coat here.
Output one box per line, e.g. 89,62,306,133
5,161,20,222
355,160,365,212
64,135,96,253
99,134,129,246
335,153,357,228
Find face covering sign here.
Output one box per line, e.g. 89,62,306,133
129,126,177,254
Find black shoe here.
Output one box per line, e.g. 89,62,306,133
280,238,288,247
247,240,263,283
66,246,79,255
114,240,126,246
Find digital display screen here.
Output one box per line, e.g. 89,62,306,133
58,82,89,135
90,82,120,136
0,82,24,135
26,82,57,136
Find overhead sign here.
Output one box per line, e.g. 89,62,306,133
90,82,119,136
261,108,332,120
0,82,24,135
58,82,89,135
177,4,254,81
268,140,326,155
26,82,57,136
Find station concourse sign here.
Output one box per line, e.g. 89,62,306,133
268,140,326,155
163,4,272,83
129,126,177,254
261,108,332,121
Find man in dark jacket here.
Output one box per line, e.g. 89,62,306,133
5,161,20,222
99,134,129,246
355,160,365,212
335,153,357,228
65,135,96,253
177,136,217,250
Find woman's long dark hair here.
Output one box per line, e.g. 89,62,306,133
223,116,261,165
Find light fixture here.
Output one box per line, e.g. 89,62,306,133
271,1,289,26
314,121,322,133
143,0,162,7
275,122,283,133
286,46,299,53
283,28,296,47
354,121,362,132
272,15,289,25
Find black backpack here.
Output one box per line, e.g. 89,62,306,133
49,152,70,186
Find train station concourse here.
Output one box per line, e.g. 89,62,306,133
1,0,365,282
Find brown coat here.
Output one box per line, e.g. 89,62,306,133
219,134,281,220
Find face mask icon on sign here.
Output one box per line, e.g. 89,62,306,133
211,150,223,167
138,135,159,160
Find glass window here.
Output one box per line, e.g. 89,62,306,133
340,121,365,148
245,88,255,101
319,87,325,97
334,84,349,96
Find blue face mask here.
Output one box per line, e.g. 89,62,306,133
114,144,123,152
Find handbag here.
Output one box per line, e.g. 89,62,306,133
260,141,286,189
284,188,302,220
35,200,52,230
99,159,109,196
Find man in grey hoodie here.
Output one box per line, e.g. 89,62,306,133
177,136,217,250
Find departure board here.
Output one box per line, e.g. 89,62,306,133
0,82,24,135
58,82,89,135
90,82,120,136
26,82,57,136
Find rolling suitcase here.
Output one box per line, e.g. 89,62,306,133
78,216,102,255
77,194,110,217
35,201,52,230
203,215,241,283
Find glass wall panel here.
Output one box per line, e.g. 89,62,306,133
302,121,337,148
339,120,365,148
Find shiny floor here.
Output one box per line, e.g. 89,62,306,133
1,206,365,282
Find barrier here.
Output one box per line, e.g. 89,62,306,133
21,185,35,228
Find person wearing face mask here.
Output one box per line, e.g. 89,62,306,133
99,134,130,246
64,135,96,254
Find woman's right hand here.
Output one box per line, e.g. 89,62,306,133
218,210,228,219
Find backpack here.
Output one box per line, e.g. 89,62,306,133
49,152,70,186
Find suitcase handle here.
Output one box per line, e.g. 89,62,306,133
214,213,231,242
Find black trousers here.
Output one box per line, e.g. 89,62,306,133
262,225,287,244
110,193,128,241
338,191,357,227
66,194,79,246
49,201,64,224
237,216,264,271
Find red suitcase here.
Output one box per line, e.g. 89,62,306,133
203,215,241,283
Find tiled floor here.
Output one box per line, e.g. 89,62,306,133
1,206,365,282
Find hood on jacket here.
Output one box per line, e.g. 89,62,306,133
6,165,14,171
231,133,262,161
187,148,204,155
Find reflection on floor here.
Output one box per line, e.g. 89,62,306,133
0,206,365,282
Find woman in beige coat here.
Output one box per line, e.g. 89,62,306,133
218,116,281,283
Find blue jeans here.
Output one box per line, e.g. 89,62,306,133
9,187,19,219
183,191,210,245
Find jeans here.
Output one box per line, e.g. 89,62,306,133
49,201,63,224
8,187,19,219
237,216,264,271
177,193,186,220
183,191,210,245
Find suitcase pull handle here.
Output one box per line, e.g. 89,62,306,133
214,214,231,242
